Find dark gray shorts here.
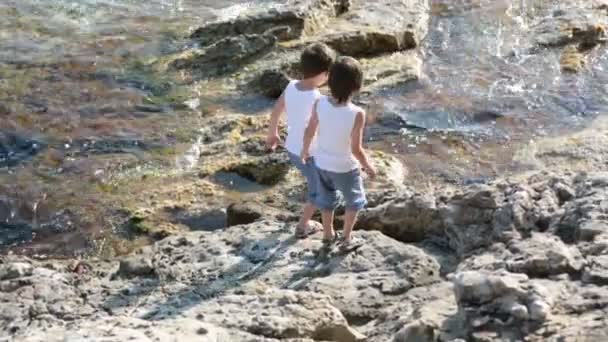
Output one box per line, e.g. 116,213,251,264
313,166,367,211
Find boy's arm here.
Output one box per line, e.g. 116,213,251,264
351,111,376,179
266,92,286,151
301,100,320,162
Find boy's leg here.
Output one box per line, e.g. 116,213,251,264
288,152,321,236
314,168,338,241
299,202,316,228
321,209,335,241
335,168,367,243
342,209,359,243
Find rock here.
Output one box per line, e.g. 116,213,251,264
302,230,441,320
190,0,348,46
453,271,528,306
226,202,265,226
532,8,607,49
555,172,608,243
112,256,156,279
560,45,586,73
248,68,292,98
356,192,442,243
363,282,458,341
393,320,438,342
321,0,430,56
168,33,277,75
528,299,551,321
223,153,291,186
577,221,607,242
506,233,584,277
554,182,576,203
0,262,33,281
453,270,553,324
174,207,228,231
582,255,608,285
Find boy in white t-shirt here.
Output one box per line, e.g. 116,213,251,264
266,43,336,239
301,56,376,248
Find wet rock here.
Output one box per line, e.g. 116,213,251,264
0,132,45,168
190,0,347,45
533,8,607,49
169,33,277,75
226,202,265,227
223,153,290,186
321,0,430,56
560,45,586,73
0,223,34,248
248,68,292,98
175,208,227,231
112,256,156,279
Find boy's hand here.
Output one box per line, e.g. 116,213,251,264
363,165,377,180
265,133,281,151
300,150,311,164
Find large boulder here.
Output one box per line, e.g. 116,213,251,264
531,7,607,49
320,0,430,56
167,33,278,75
453,270,553,324
190,0,350,45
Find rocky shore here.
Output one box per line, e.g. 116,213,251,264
2,0,608,341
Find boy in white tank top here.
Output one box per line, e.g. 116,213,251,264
266,43,336,239
301,56,376,248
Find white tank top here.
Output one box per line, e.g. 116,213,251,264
313,96,363,173
284,80,321,155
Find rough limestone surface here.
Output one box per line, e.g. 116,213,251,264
190,0,350,45
5,169,608,341
175,0,430,98
319,0,430,56
357,171,608,256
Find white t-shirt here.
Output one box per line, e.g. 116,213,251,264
313,96,363,173
284,80,321,155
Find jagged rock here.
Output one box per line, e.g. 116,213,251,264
190,0,349,46
249,68,292,98
112,256,156,279
506,233,584,277
321,0,430,56
168,33,278,75
301,231,440,320
453,270,553,326
362,282,458,341
356,192,442,243
556,173,608,243
532,8,607,49
393,320,438,342
222,153,291,186
582,255,608,285
0,262,33,281
227,202,266,226
560,45,587,73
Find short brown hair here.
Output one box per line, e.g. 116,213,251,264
328,56,363,104
300,43,335,78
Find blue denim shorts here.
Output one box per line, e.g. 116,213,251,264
287,152,318,203
313,167,367,211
